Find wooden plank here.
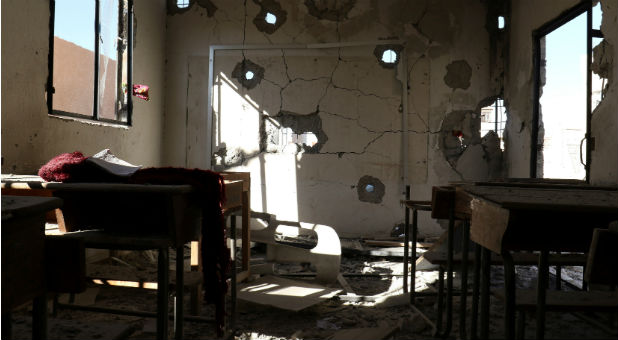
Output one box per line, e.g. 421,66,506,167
2,178,194,194
431,186,455,219
469,197,510,254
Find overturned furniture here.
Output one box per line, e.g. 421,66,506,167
250,212,341,283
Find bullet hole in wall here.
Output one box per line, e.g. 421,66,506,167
231,60,265,90
357,176,385,204
253,0,287,34
373,45,403,69
167,0,217,16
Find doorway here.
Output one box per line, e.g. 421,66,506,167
532,1,604,180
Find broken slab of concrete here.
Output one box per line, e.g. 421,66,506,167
237,275,341,311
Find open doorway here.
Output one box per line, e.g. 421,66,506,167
532,1,605,180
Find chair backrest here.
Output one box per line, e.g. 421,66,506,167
584,224,618,286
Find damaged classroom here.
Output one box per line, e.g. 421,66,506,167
1,0,618,339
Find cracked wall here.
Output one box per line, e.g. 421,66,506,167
166,0,505,238
505,0,617,185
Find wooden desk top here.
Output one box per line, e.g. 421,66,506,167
1,174,194,193
431,183,618,253
2,195,63,221
463,185,618,213
467,186,618,253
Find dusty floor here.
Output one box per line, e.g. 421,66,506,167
9,242,618,340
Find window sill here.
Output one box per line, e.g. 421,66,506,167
48,113,130,129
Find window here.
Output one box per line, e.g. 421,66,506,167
47,0,134,125
532,1,603,180
480,98,507,150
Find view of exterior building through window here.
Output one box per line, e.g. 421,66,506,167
480,99,507,150
51,0,130,123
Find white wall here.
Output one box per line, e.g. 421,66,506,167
163,0,501,238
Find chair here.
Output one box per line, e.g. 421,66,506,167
508,227,618,339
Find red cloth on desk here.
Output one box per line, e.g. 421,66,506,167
38,153,230,332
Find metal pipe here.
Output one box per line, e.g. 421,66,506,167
93,0,100,120
127,0,134,126
400,46,409,201
585,2,592,182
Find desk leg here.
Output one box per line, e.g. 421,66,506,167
470,243,481,340
2,312,11,340
555,252,562,290
32,294,47,340
158,247,169,340
241,191,250,274
440,204,455,338
411,208,419,305
536,250,549,340
480,247,491,340
175,246,184,340
459,220,470,340
403,186,410,294
434,266,445,337
230,215,237,332
502,250,515,340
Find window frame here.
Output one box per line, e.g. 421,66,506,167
531,0,603,182
47,0,134,126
